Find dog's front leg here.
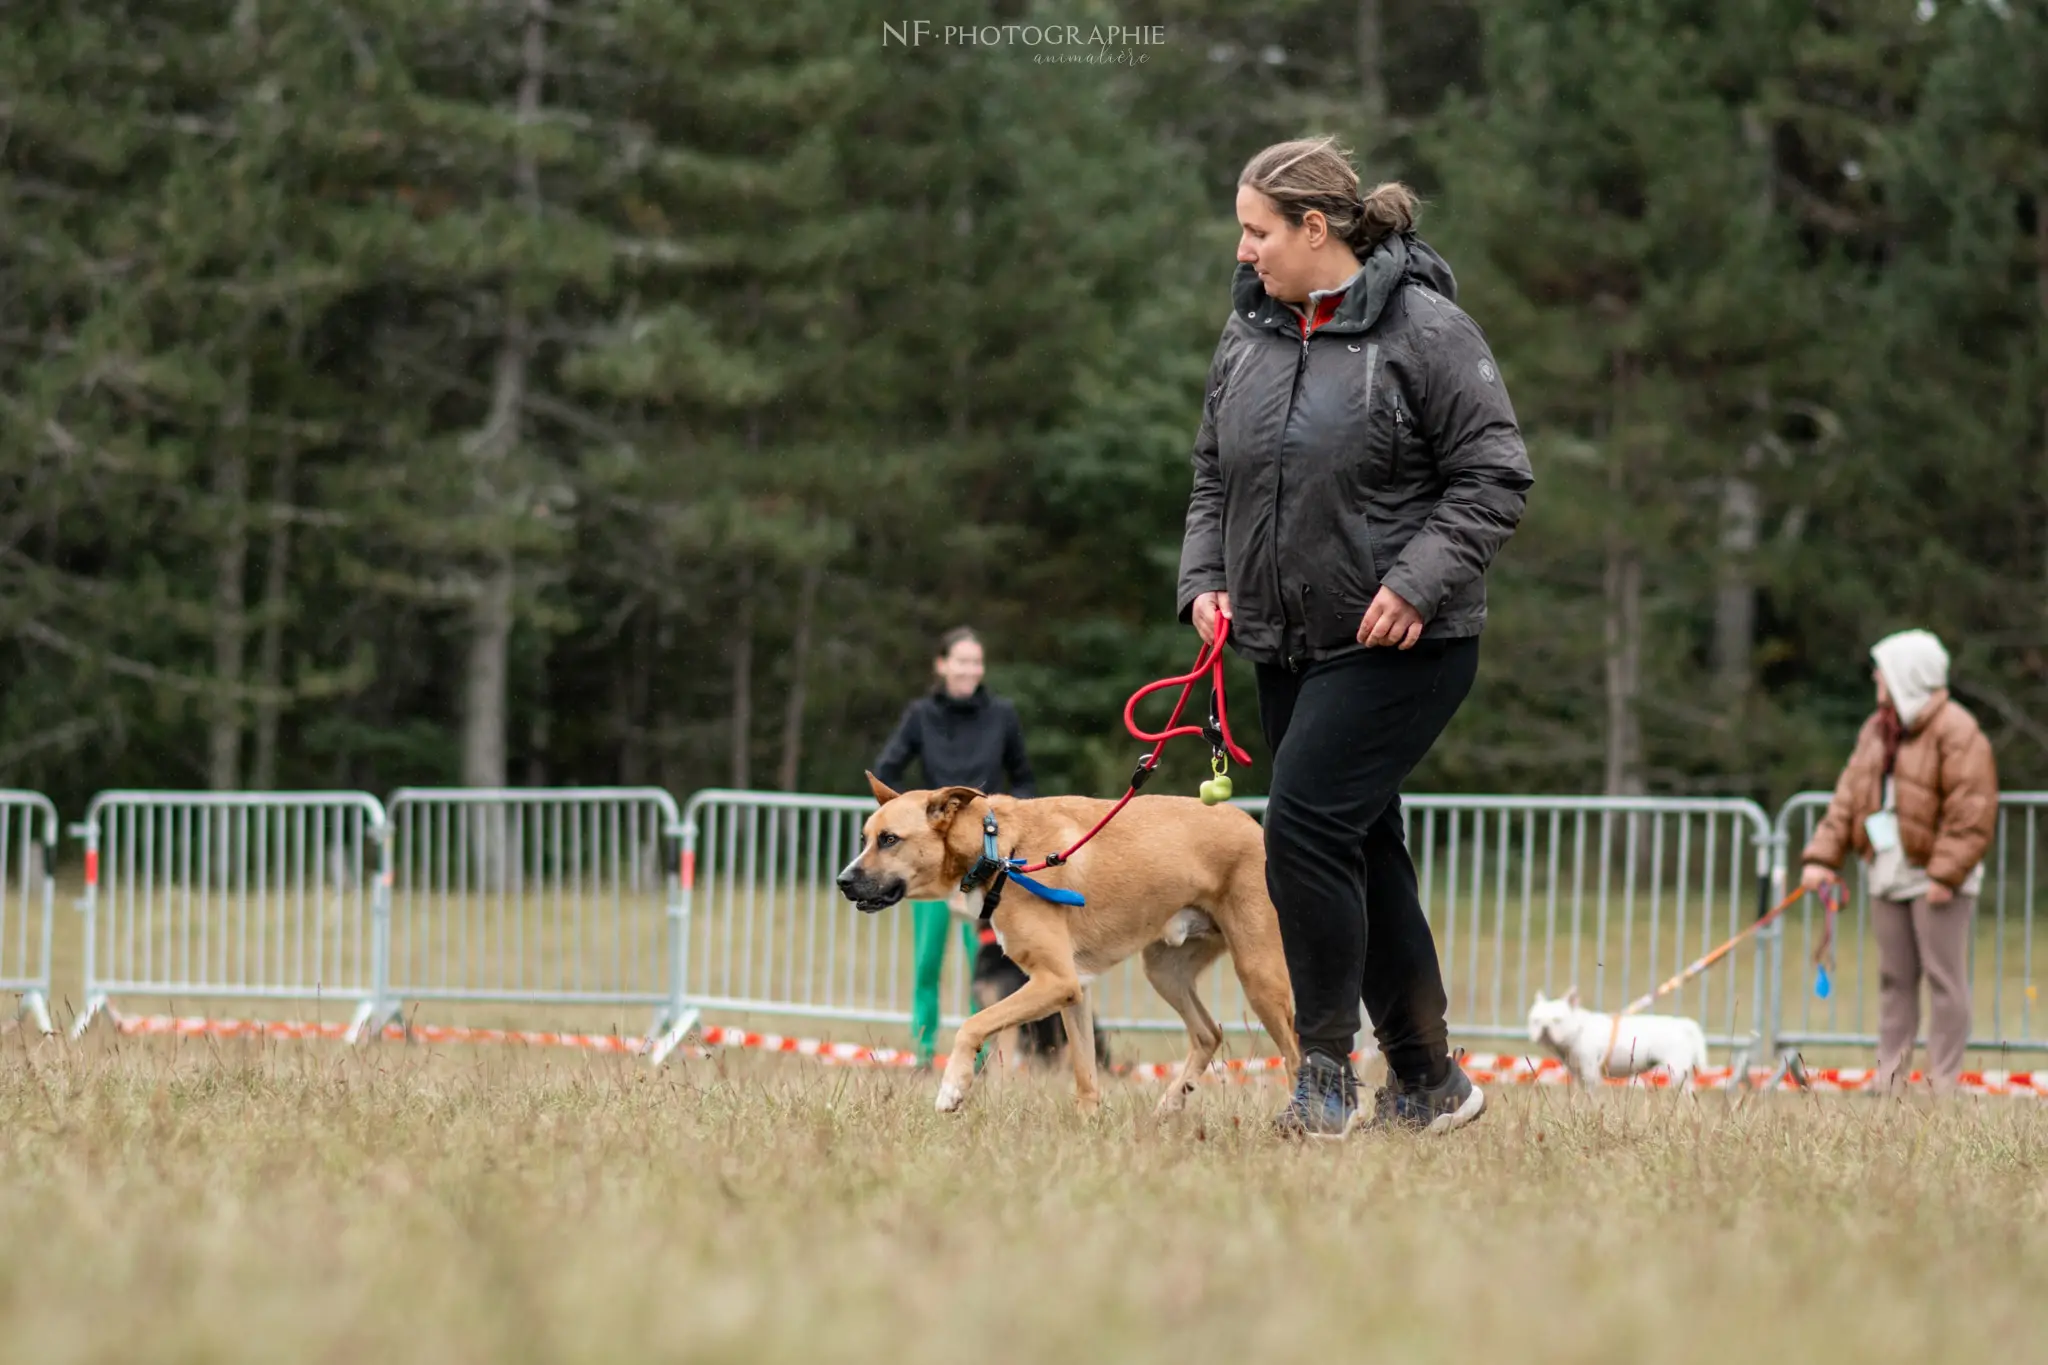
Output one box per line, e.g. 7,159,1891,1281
937,972,1081,1113
1060,984,1101,1115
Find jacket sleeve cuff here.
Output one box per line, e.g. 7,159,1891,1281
1378,563,1441,621
1799,846,1839,871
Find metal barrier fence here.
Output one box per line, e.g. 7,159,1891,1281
0,792,58,1034
1768,791,2045,1058
679,790,942,1031
381,788,692,1057
674,788,1195,1037
50,783,2043,1069
1236,795,1777,1048
678,789,1776,1054
71,792,391,1037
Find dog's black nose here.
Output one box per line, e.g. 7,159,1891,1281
835,871,856,893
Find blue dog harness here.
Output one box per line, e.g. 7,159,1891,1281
959,811,1086,925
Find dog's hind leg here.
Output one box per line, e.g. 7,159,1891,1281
1142,936,1229,1115
971,978,1023,1078
1216,874,1302,1074
1060,983,1103,1114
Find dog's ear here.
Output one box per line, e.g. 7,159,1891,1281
925,786,984,830
1565,986,1579,1009
865,771,902,806
1532,990,1548,1007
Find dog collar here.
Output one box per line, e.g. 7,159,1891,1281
959,810,1086,923
960,812,1007,895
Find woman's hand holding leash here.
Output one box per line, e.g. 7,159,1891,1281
1192,591,1232,647
1358,585,1423,649
1800,862,1840,895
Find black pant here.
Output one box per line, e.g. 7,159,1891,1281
1257,637,1479,1088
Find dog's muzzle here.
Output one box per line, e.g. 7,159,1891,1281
835,869,906,914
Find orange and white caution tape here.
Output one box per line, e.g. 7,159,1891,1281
1454,1052,2047,1097
1118,1052,1359,1084
694,1023,921,1068
113,1012,648,1054
98,1012,2048,1097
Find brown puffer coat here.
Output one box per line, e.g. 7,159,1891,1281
1801,691,1999,889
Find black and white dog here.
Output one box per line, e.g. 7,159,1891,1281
972,926,1111,1069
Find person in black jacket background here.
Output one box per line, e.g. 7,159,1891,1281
1179,137,1532,1137
874,628,1036,802
873,627,1040,1068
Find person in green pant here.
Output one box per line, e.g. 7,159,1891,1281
873,626,1037,1068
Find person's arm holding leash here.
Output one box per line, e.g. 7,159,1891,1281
1800,718,1879,892
1000,699,1037,800
873,701,924,792
1179,338,1233,647
1366,311,1534,649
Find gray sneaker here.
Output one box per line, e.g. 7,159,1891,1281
1368,1052,1486,1134
1274,1051,1360,1140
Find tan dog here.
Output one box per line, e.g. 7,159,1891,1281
836,773,1300,1115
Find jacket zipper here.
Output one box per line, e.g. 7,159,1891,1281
1275,325,1311,668
1360,342,1383,578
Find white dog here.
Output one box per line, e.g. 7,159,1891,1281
1526,989,1709,1089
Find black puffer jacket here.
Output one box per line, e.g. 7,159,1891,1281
873,687,1036,797
1176,233,1533,666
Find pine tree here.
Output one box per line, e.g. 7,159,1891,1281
1419,0,1832,797
0,1,375,794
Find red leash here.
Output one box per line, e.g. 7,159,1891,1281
1013,617,1250,874
1122,618,1254,764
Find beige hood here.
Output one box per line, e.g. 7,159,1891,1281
1871,629,1950,730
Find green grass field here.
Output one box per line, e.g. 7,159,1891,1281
0,1038,2042,1364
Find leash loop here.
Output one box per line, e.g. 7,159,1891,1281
1009,617,1253,877
1122,617,1253,764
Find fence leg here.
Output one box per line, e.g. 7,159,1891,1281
17,993,52,1037
644,820,698,1068
345,998,405,1044
1757,831,1787,1070
347,838,402,1044
68,817,102,1039
644,1006,700,1069
69,994,108,1040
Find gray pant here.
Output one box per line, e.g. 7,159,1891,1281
1871,893,1975,1093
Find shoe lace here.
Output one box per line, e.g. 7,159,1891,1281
1288,1065,1316,1114
1290,1058,1354,1118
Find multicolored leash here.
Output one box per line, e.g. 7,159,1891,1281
1811,878,1847,999
1614,882,1822,1019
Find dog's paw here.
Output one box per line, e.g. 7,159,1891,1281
1154,1081,1195,1116
934,1079,967,1113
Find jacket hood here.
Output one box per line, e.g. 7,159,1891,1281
1871,629,1950,730
1230,232,1459,334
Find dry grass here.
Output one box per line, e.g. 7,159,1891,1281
1,1034,2043,1364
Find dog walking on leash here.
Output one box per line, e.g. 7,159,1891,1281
837,775,1301,1117
1527,989,1709,1090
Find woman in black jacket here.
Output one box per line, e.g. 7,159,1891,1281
873,627,1036,1067
1179,137,1533,1137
